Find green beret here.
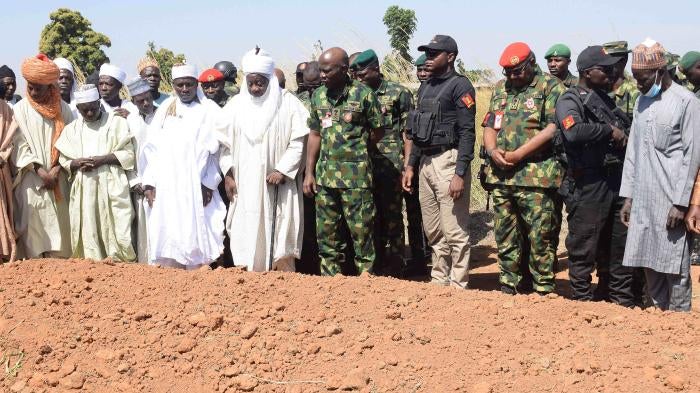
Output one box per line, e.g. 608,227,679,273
679,51,700,73
603,41,630,55
351,49,379,70
415,53,427,67
544,44,571,59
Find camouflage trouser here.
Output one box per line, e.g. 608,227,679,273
493,185,559,293
316,186,376,276
371,152,405,272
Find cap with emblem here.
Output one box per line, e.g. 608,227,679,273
603,41,631,56
198,68,224,83
415,54,427,67
417,35,458,53
679,51,700,73
544,44,571,59
499,42,532,68
576,45,620,72
351,49,379,70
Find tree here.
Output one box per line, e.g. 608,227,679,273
39,8,111,75
382,6,417,62
146,42,186,84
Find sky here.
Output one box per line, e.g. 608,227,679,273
3,0,699,89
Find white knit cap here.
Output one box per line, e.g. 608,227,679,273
73,84,100,104
99,63,127,84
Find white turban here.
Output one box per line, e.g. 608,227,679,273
126,76,150,97
172,64,198,80
99,63,127,84
74,84,100,104
241,48,275,76
53,58,74,74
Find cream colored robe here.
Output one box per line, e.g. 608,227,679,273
55,111,136,261
219,90,309,272
11,99,73,259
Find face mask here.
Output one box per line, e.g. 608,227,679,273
643,70,662,98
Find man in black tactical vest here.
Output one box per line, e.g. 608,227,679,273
402,35,476,289
555,46,637,307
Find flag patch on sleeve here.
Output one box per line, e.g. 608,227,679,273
562,115,576,130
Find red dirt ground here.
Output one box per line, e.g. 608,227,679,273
0,258,698,392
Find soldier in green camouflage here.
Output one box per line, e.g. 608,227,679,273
353,49,415,275
603,41,640,119
679,51,700,98
482,42,566,294
297,61,321,111
303,47,384,276
544,44,578,87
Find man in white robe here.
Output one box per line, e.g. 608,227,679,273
142,64,225,269
220,48,309,272
53,58,78,118
123,77,155,262
55,85,136,261
98,64,129,116
620,40,700,312
12,54,73,258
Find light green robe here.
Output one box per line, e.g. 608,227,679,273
11,99,73,259
55,111,136,261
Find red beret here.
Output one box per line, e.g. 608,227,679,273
499,42,532,68
198,68,224,83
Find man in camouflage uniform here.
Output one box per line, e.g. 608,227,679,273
303,47,384,276
353,49,414,275
603,41,639,119
679,51,700,98
482,42,566,295
213,61,240,97
545,44,578,87
297,61,321,110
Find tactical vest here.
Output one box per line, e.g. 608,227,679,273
409,75,460,147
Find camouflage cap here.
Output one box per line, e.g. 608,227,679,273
665,52,680,71
415,53,427,67
351,49,379,70
544,44,571,59
603,41,631,55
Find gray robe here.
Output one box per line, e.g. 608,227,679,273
619,83,700,274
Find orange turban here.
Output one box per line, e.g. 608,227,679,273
21,53,59,85
20,54,64,200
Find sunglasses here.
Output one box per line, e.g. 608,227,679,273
502,62,530,76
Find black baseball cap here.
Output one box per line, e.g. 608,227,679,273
576,45,620,72
418,35,458,54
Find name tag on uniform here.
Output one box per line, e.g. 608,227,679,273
322,112,333,128
494,111,504,131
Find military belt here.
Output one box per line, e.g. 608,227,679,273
421,145,454,156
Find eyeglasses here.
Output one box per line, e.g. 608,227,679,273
502,63,530,77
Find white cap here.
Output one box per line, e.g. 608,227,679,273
53,58,74,74
74,84,100,104
172,64,198,80
126,77,150,97
99,63,127,84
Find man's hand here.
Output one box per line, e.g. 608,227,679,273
114,108,130,118
201,184,213,206
36,166,56,190
402,166,415,193
666,205,687,230
685,205,700,234
131,184,144,196
303,174,317,197
490,149,514,170
620,198,632,227
448,174,465,200
504,150,524,165
144,187,156,207
224,174,237,201
71,158,95,172
266,170,286,185
610,126,628,149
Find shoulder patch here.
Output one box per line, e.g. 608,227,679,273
562,115,576,130
461,93,475,108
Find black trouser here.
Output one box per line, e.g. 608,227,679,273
298,195,320,275
563,174,635,307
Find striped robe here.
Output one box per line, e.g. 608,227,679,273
619,83,700,274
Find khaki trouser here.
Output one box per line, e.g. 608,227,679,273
418,149,471,288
